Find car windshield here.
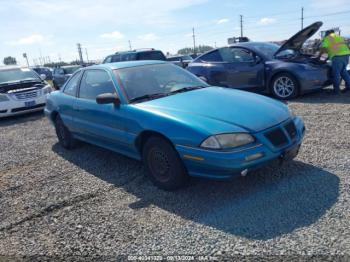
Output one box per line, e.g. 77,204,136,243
0,68,40,84
247,43,296,59
116,63,208,102
137,51,166,61
63,66,82,74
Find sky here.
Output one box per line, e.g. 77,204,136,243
0,0,349,66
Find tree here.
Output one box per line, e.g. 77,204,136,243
178,45,214,55
3,56,17,65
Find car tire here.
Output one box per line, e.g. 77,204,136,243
270,73,299,100
142,136,188,190
54,115,76,149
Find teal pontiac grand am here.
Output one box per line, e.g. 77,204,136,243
45,61,305,190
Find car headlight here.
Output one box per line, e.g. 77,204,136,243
0,94,9,102
200,133,255,149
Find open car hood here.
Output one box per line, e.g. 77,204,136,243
274,21,323,57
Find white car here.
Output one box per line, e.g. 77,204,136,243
0,66,52,118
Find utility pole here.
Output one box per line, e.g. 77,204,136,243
192,27,196,55
301,7,304,30
23,53,29,67
240,15,243,37
77,43,84,65
85,48,89,63
128,40,132,51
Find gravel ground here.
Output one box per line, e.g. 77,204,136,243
0,88,349,261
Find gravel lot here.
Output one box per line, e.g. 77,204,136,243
0,88,349,260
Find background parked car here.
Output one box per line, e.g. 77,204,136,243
167,55,193,68
0,66,51,117
187,22,332,100
32,67,53,81
52,65,82,89
102,49,166,64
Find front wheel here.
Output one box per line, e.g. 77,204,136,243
142,137,188,190
54,115,76,149
270,73,299,100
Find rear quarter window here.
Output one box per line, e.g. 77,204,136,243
198,50,223,62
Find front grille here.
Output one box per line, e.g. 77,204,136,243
284,121,297,139
264,127,288,147
11,103,45,113
14,91,38,100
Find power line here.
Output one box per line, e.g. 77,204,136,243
304,10,350,19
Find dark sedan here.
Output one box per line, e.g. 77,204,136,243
167,55,193,68
187,22,331,100
52,65,82,89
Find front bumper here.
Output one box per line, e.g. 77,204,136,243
176,117,305,179
299,66,332,93
0,94,47,118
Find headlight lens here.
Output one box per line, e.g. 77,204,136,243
0,94,9,102
201,133,255,149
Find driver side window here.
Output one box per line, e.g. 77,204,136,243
199,50,223,62
79,70,116,100
230,48,255,63
63,71,82,96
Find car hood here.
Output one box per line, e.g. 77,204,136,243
137,87,290,133
274,21,323,57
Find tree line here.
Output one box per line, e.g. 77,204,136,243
177,45,214,55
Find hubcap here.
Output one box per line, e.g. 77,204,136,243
273,76,295,98
148,147,171,182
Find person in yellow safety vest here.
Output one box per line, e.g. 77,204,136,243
319,30,350,94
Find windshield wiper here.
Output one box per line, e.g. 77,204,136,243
129,93,168,103
169,85,206,95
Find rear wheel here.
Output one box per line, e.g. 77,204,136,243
270,73,299,100
54,115,76,149
142,136,188,190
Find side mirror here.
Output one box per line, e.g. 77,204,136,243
40,74,46,80
96,93,120,105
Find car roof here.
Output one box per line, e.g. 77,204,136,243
113,49,162,55
87,60,167,70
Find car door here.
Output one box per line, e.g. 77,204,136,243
74,69,129,150
194,50,227,86
59,71,83,131
223,47,265,90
